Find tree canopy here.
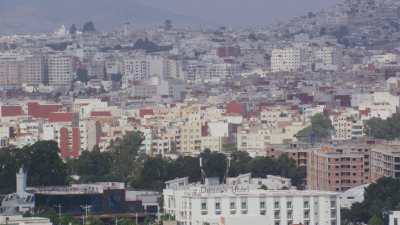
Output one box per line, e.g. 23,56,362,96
83,21,96,33
342,177,400,224
0,141,68,194
296,113,333,143
366,113,400,140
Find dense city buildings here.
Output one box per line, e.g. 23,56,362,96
2,0,400,224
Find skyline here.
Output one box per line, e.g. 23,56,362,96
0,0,341,34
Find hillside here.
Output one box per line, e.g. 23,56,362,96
272,0,400,48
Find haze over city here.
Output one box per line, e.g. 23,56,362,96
1,1,400,225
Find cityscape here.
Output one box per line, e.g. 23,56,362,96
1,0,400,225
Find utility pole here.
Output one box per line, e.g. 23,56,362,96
80,205,92,225
55,203,62,221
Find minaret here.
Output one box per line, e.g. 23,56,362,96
16,167,27,195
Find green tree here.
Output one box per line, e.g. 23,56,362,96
83,21,96,33
87,216,104,225
296,113,332,142
69,24,77,36
0,149,19,194
366,113,400,140
164,19,172,31
76,68,89,84
69,150,114,182
24,141,68,186
117,217,137,225
110,132,144,183
59,215,80,225
368,214,384,225
343,177,400,224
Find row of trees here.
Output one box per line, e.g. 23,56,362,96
1,131,306,194
365,113,400,140
70,146,306,191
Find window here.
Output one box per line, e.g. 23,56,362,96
274,210,280,219
274,200,280,209
260,210,266,215
275,221,280,225
330,200,337,208
215,201,221,210
304,210,310,219
241,198,248,209
287,201,292,209
331,220,337,225
201,200,207,210
394,218,398,225
260,200,266,209
304,200,310,209
331,209,337,218
230,201,236,210
287,210,293,219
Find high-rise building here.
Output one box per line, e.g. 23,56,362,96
47,53,73,87
0,52,21,88
123,56,150,88
20,53,45,86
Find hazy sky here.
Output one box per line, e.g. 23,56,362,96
136,0,341,26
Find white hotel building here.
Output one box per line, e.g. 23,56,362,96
163,175,340,225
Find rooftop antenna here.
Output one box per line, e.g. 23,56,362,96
199,157,206,184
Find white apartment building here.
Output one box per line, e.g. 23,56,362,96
163,176,340,225
389,211,400,225
47,53,73,87
330,111,364,140
313,47,343,71
123,56,150,88
20,53,45,86
370,53,398,65
148,55,183,80
208,63,239,81
271,48,308,73
0,52,22,88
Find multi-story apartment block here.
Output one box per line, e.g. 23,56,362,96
20,53,45,86
330,111,364,141
123,57,150,88
307,144,371,192
0,52,21,88
313,47,343,71
266,143,315,168
164,176,340,225
47,53,73,87
271,48,308,73
371,144,400,180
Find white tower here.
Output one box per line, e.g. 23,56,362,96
16,167,27,195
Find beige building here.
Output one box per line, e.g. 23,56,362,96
371,144,400,180
47,53,73,87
